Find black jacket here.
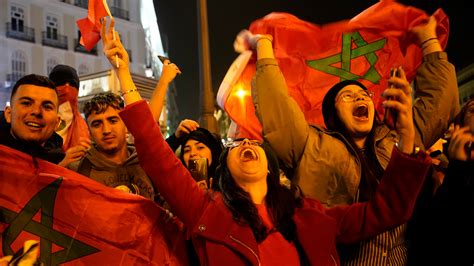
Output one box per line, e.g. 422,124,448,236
0,111,65,164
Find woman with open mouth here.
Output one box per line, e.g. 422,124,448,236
100,19,432,265
235,14,459,265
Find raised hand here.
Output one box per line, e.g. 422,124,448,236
175,119,199,138
148,58,182,121
100,17,129,70
233,29,273,53
161,59,181,84
382,67,415,154
410,15,441,55
410,15,438,45
447,125,473,161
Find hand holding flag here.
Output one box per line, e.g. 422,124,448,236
218,1,449,139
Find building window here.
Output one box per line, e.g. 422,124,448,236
46,58,59,75
9,50,27,84
78,64,89,75
10,5,25,32
113,0,122,8
110,0,129,20
7,4,34,43
46,15,59,40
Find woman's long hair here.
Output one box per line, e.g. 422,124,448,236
216,142,302,243
332,115,383,201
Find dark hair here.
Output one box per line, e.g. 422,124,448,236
216,142,302,243
453,98,474,127
179,128,223,187
322,80,383,201
83,92,124,119
48,64,80,89
10,74,57,103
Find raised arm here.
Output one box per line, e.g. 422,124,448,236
235,30,310,171
149,59,181,122
100,18,141,105
101,18,207,229
410,16,460,148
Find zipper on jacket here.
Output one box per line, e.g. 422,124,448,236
229,235,261,266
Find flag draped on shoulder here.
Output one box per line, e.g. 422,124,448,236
218,1,449,140
76,0,113,51
0,145,188,266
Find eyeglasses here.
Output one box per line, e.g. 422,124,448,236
337,90,374,102
224,139,262,149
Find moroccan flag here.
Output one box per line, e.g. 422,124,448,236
0,145,188,265
76,0,112,51
218,1,449,140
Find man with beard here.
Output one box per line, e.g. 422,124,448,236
67,92,157,201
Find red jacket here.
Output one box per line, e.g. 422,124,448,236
120,100,430,266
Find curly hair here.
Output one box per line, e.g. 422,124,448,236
215,142,302,243
83,92,124,119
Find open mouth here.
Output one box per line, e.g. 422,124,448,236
240,148,258,162
352,104,369,119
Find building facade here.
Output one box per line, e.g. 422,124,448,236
0,0,178,135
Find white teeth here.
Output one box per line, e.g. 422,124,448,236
26,122,41,127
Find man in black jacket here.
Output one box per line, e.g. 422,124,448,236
1,74,64,164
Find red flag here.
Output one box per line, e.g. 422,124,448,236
76,0,112,51
218,1,449,140
0,145,188,265
56,85,91,151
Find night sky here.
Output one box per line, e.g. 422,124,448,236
153,0,472,123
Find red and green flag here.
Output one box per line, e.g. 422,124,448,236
0,145,188,265
218,1,449,140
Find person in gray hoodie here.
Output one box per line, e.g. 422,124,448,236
68,92,157,201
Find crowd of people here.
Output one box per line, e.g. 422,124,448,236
0,12,472,266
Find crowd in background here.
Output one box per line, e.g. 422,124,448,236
0,10,472,266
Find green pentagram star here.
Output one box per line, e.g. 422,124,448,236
1,178,99,266
307,31,386,83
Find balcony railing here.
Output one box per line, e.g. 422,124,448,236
6,22,35,43
74,38,98,56
42,32,68,50
110,6,129,20
74,0,88,9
